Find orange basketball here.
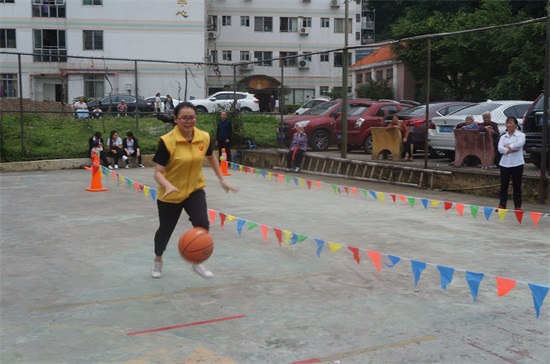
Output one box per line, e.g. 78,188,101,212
178,227,214,264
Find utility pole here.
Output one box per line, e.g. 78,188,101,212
341,0,349,159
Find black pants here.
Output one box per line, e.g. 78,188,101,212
125,150,142,165
217,140,232,163
108,146,123,165
499,164,523,209
154,189,209,257
287,148,305,169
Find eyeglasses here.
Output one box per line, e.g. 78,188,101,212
176,116,196,122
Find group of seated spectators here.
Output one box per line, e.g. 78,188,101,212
73,97,129,119
88,130,144,169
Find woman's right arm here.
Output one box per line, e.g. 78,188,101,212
154,164,179,198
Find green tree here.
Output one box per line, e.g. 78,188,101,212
355,79,393,100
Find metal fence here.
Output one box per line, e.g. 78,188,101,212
0,16,548,187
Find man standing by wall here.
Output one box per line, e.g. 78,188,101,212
216,111,233,163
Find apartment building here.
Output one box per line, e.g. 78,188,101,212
0,0,375,108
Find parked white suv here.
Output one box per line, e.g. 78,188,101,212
189,91,260,113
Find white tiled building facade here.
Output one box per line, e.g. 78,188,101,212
0,0,375,108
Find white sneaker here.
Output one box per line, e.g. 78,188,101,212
108,165,113,170
151,261,163,278
114,164,119,169
192,263,213,279
122,155,129,161
125,164,129,169
139,164,145,168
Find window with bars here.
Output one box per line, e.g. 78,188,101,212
280,17,298,33
319,86,329,96
83,30,103,50
222,16,231,26
1,74,18,97
83,0,102,5
254,51,272,66
84,75,104,99
240,16,250,27
0,29,16,48
356,73,363,84
320,53,329,62
254,17,273,32
33,29,67,62
222,50,232,61
301,17,312,28
32,0,66,18
376,70,383,80
0,0,15,3
280,51,298,67
211,50,218,63
320,18,330,28
386,68,393,80
240,51,250,61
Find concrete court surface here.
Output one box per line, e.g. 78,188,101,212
0,165,548,364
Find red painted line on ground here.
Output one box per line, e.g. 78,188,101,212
291,359,320,364
127,314,246,336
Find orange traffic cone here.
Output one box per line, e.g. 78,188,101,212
86,153,108,192
220,148,231,176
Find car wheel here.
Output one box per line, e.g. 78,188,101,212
241,107,252,113
443,150,455,160
196,106,208,113
429,147,446,159
310,130,330,151
362,135,373,155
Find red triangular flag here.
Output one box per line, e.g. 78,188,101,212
260,224,269,243
278,174,284,183
343,186,349,195
306,180,312,190
515,210,524,224
273,228,283,246
495,276,516,297
455,203,464,216
219,212,226,228
208,209,217,223
530,211,542,228
367,250,381,272
398,195,406,202
390,194,396,203
347,246,361,264
444,201,453,210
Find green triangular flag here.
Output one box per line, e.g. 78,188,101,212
408,196,415,207
470,205,479,218
247,222,258,230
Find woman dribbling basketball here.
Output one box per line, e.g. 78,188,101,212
151,102,238,279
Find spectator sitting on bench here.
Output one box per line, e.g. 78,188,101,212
122,131,144,168
91,105,103,119
106,130,124,169
73,96,88,118
455,116,479,130
117,100,128,116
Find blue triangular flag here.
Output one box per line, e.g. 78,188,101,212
314,238,325,257
411,260,426,287
261,170,267,178
483,207,493,221
437,265,454,291
528,283,549,318
290,233,298,245
293,177,299,186
369,190,378,199
420,198,429,209
236,218,246,236
150,189,157,202
466,271,485,301
385,255,401,268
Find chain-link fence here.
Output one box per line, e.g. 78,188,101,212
1,16,548,185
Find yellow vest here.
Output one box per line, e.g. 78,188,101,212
158,126,210,203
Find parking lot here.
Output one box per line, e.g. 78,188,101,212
1,166,548,363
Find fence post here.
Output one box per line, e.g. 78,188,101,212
18,53,25,158
423,39,431,170
279,64,284,148
539,1,550,203
134,60,139,134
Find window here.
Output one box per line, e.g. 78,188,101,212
1,74,18,97
302,17,312,28
208,16,218,31
222,50,232,61
210,50,218,63
320,52,329,62
386,68,393,80
334,18,352,33
365,72,371,81
302,52,312,62
84,75,104,99
33,29,66,62
0,29,16,48
280,51,298,67
334,52,343,67
254,51,272,66
254,17,273,32
0,0,15,3
32,0,66,18
320,18,330,28
280,17,298,32
320,86,329,96
222,16,231,26
83,30,103,50
356,31,360,41
240,51,250,61
240,16,250,27
376,70,383,80
83,0,102,4
356,73,363,84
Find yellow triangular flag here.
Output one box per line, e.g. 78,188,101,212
239,165,243,172
267,171,272,180
143,186,150,198
328,242,342,253
283,230,292,248
226,215,236,222
376,192,385,202
497,208,508,221
431,200,441,207
298,178,304,188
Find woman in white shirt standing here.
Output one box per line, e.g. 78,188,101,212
497,117,526,211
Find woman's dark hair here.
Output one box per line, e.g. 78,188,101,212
93,131,102,138
109,130,118,141
506,116,520,130
173,101,197,117
126,131,134,138
156,92,161,97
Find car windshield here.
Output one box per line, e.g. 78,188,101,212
301,99,318,108
348,105,370,116
450,103,501,115
398,105,428,116
303,101,338,115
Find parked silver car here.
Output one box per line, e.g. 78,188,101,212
429,100,531,159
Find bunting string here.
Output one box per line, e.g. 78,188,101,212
222,162,548,228
99,166,549,317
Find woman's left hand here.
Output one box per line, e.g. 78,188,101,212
220,180,238,193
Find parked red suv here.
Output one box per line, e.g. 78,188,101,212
334,101,409,154
277,99,374,151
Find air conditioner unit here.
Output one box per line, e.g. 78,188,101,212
298,60,309,69
330,0,341,8
240,63,253,71
208,31,218,39
299,27,309,36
